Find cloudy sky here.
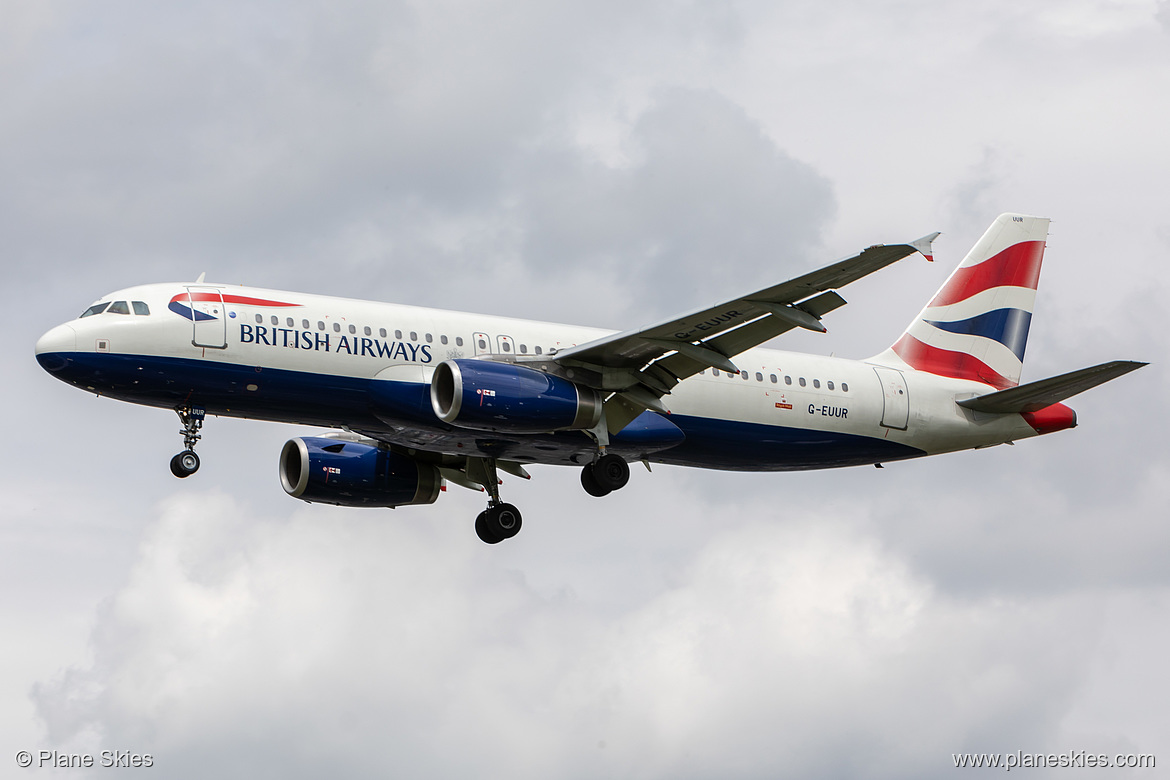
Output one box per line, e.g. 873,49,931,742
3,0,1168,777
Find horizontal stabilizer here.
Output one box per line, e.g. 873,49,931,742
957,360,1147,414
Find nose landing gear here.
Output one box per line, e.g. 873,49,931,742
170,406,205,478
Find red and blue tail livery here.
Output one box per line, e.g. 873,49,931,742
882,213,1048,389
35,213,1145,544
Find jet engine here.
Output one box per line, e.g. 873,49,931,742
279,437,441,508
430,359,603,433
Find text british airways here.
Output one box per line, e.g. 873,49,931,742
239,324,433,362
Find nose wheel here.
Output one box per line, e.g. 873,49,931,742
170,450,201,478
170,406,205,478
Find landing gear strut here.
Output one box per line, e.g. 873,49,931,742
170,406,205,478
580,453,630,497
469,457,523,544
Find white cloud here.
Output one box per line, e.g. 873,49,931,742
34,491,1151,779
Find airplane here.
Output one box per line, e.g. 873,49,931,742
35,213,1144,544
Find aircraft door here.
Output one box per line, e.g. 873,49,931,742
186,286,227,349
496,335,515,355
873,366,909,430
473,332,491,356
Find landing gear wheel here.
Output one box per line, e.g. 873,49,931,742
593,453,630,492
475,511,501,544
475,503,523,544
581,463,612,497
494,503,522,538
170,450,200,478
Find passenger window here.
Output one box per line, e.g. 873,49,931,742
108,301,130,314
741,371,748,380
285,317,292,327
842,382,849,393
132,301,150,315
395,330,403,339
80,303,110,318
770,374,777,383
713,369,720,376
426,333,433,343
700,370,706,375
255,314,263,324
827,381,835,391
348,324,356,334
302,319,310,329
755,372,763,382
410,331,418,341
519,344,527,354
813,379,820,389
534,345,541,355
799,377,807,387
333,323,341,332
440,335,448,345
271,316,279,326
785,376,792,385
317,321,325,331
379,328,387,338
478,338,487,349
364,326,372,336
502,341,511,352
456,337,464,347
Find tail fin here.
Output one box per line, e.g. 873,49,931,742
872,213,1050,389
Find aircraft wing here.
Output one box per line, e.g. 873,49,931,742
543,232,938,429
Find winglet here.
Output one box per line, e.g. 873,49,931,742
910,232,941,262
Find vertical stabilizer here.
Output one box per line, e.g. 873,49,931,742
872,213,1050,389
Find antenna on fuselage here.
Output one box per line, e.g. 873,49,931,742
194,272,206,284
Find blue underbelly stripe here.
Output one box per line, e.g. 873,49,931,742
37,351,925,471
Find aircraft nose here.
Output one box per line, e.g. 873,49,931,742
35,323,77,372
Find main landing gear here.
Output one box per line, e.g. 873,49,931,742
169,406,205,478
580,452,630,497
470,457,523,545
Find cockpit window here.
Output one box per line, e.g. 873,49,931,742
80,302,110,318
107,300,131,315
132,301,150,315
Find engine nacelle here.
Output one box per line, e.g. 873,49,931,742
279,437,441,508
430,359,603,433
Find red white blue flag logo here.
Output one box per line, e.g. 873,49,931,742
169,292,301,321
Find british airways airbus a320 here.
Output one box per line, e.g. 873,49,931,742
35,214,1144,543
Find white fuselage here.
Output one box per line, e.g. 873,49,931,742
35,282,1045,472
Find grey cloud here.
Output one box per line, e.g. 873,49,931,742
512,88,835,323
31,492,1112,779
